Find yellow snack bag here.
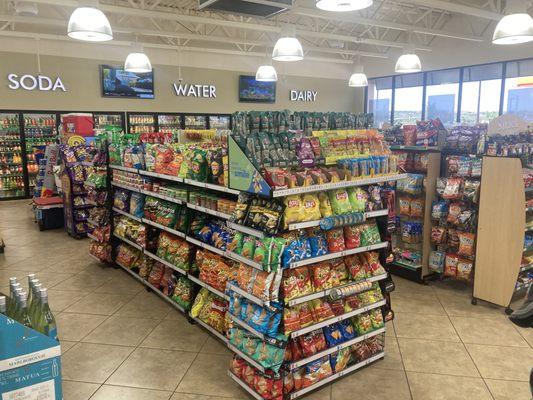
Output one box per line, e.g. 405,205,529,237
318,192,333,217
283,195,304,228
301,194,322,222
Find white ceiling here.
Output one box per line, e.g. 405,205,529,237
0,0,532,78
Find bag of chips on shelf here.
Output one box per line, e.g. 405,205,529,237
369,309,384,329
171,276,194,310
297,302,316,328
283,307,301,335
310,299,335,322
318,192,333,217
343,225,361,249
347,188,367,212
444,254,459,277
353,312,373,335
306,228,328,257
429,251,445,274
326,228,346,253
298,330,327,358
457,232,475,257
456,259,473,281
329,189,353,215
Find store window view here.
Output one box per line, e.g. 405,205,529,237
1,1,533,399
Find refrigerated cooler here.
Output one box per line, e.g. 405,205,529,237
127,113,156,134
23,113,59,195
0,113,25,199
157,113,182,139
93,112,125,133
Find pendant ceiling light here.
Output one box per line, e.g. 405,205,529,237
67,0,112,42
493,0,533,44
124,43,152,73
256,65,278,82
348,61,368,87
316,0,373,12
272,25,303,62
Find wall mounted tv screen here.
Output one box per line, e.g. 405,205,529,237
239,75,276,103
100,65,155,99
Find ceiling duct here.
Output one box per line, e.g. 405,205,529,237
197,0,292,18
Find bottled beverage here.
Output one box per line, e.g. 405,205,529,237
0,296,6,315
27,274,36,306
16,292,32,328
35,288,57,339
8,284,22,318
29,282,42,321
6,278,17,314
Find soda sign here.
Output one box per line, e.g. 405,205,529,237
7,74,67,92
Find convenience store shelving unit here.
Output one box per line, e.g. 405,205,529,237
99,152,405,398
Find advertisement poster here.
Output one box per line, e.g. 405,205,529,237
228,136,271,196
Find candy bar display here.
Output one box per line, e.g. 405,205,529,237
429,156,481,281
444,124,487,154
479,128,532,163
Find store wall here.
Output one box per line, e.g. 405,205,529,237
0,52,362,114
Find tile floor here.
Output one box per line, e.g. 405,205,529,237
1,199,532,400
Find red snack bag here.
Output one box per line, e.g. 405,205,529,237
298,330,327,358
283,372,294,395
293,368,303,391
254,373,274,399
311,299,335,322
230,356,246,378
296,267,313,296
343,225,361,249
271,377,283,400
330,258,349,282
444,254,459,277
283,307,301,335
282,269,302,301
242,364,256,387
457,232,475,257
344,295,362,312
326,228,346,253
311,262,333,291
330,300,345,316
286,339,304,362
298,303,316,327
345,254,368,280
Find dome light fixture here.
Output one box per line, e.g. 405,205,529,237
256,65,278,82
492,0,533,45
348,62,368,87
67,0,112,42
124,43,152,73
316,0,373,12
272,25,303,62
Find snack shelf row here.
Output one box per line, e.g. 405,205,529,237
520,263,533,273
87,232,100,242
187,203,232,220
227,313,278,348
188,274,229,301
142,217,186,238
228,343,268,373
193,317,229,344
286,273,388,307
226,221,266,238
287,209,389,231
113,233,143,251
226,282,272,309
140,188,184,205
289,242,389,268
288,326,386,370
113,206,142,222
228,351,386,400
144,249,187,276
270,174,407,198
290,299,387,338
116,260,187,314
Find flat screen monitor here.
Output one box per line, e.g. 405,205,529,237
238,75,276,103
100,65,155,99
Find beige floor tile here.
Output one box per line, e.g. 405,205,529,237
90,385,172,400
48,289,90,312
407,372,493,400
56,312,107,341
331,366,411,400
64,292,133,315
485,379,533,400
61,342,134,383
52,270,112,291
61,380,100,400
513,325,533,348
108,347,196,391
439,293,505,319
141,318,208,351
466,344,533,381
385,319,396,338
391,292,446,315
398,338,479,377
60,340,77,354
42,257,93,274
451,316,529,347
115,291,172,319
170,394,248,400
374,336,404,371
94,276,144,295
82,315,159,346
200,336,231,356
394,276,436,295
175,353,247,398
394,312,460,342
294,385,331,400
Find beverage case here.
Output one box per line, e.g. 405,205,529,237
0,314,62,400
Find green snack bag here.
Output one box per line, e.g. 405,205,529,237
241,236,255,259
189,148,208,182
253,239,267,266
347,188,367,213
329,189,353,215
228,232,244,254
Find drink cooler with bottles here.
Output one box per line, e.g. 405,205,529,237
0,314,62,399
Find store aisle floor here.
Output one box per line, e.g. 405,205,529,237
1,200,532,400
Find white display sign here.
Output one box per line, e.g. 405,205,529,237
290,90,317,102
173,83,216,98
7,74,66,92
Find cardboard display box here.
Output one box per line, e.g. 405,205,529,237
0,314,62,399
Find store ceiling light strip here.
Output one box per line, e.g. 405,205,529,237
316,0,373,12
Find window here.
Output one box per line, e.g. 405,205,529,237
368,77,393,128
461,64,502,123
503,59,533,122
393,73,423,125
425,69,460,126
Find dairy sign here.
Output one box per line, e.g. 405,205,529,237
173,83,216,98
7,74,66,92
290,89,317,102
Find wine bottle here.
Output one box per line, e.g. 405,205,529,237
35,288,57,339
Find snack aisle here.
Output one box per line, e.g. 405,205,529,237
89,110,408,399
0,113,25,199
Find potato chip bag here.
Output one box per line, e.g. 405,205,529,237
325,228,346,253
283,307,301,334
330,348,352,373
318,192,333,217
241,236,256,259
252,269,274,301
347,188,367,212
343,225,361,249
283,195,304,228
298,330,327,357
298,303,315,327
311,263,334,291
329,189,353,215
301,194,321,222
457,232,475,257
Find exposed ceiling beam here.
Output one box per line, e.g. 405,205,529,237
291,6,485,42
401,0,502,20
0,14,388,58
27,0,432,51
0,30,355,64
